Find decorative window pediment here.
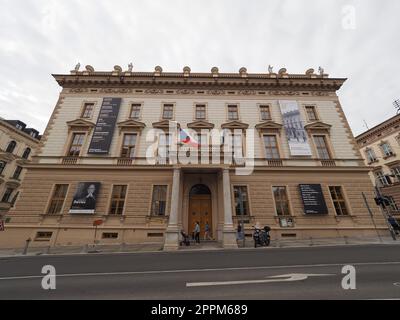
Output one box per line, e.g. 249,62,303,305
152,119,179,129
255,121,283,132
187,120,215,130
221,120,249,130
304,121,332,133
66,119,96,132
117,119,146,131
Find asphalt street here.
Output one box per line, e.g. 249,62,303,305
0,244,399,299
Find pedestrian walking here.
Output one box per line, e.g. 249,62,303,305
194,221,201,244
204,221,210,240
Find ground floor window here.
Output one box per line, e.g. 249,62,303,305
233,186,250,216
150,185,167,216
272,186,291,216
109,185,127,215
102,232,118,239
35,231,53,241
47,184,69,214
329,186,349,216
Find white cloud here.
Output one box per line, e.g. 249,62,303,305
0,0,399,135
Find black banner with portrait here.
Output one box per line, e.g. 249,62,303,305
69,182,101,214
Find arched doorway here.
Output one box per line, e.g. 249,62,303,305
188,184,212,239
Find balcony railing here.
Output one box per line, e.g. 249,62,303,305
320,159,337,167
36,154,363,168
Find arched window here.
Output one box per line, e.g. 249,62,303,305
6,141,17,153
22,147,31,159
189,184,211,196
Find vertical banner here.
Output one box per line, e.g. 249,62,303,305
299,184,328,214
69,182,101,214
279,100,312,156
88,97,121,154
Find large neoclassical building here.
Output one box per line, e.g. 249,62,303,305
0,65,387,250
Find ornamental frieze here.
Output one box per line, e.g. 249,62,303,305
206,89,225,95
176,89,195,95
268,90,300,96
144,88,164,94
238,90,256,95
100,88,133,93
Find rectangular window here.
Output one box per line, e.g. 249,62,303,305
314,135,331,159
233,186,250,216
263,135,280,159
391,166,400,182
150,185,167,216
195,104,206,120
273,186,291,216
386,196,399,212
227,105,239,120
35,232,53,240
47,184,68,214
375,170,391,187
81,103,94,118
102,232,118,239
381,142,394,157
0,161,6,175
158,133,171,158
260,105,271,121
68,133,85,156
121,133,137,158
10,191,19,207
365,148,377,163
109,185,127,215
329,186,349,216
1,188,14,203
130,104,141,119
12,166,22,180
305,106,318,121
162,104,174,119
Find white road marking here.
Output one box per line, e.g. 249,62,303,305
0,261,399,281
186,273,335,287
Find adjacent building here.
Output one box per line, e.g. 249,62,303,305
356,114,400,219
0,65,387,250
0,118,40,217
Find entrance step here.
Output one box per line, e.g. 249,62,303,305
179,240,222,250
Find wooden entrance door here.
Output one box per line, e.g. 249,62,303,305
188,194,212,239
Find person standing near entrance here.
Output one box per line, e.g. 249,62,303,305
194,221,201,244
204,221,210,240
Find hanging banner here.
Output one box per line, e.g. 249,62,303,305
299,184,328,214
69,182,101,214
279,100,312,156
88,97,121,154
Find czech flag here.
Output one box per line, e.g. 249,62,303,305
179,129,199,147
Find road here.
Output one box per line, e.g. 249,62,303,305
0,244,400,299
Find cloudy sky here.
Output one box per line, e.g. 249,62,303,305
1,0,399,135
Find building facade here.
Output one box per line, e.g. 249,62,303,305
0,118,40,217
356,114,400,220
0,66,387,250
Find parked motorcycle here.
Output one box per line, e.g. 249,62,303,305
253,226,271,248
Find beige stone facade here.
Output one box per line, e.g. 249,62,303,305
0,118,40,217
356,114,400,220
0,66,388,249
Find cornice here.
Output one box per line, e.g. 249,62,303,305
53,71,346,93
355,114,400,144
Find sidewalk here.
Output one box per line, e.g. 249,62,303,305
0,236,398,257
